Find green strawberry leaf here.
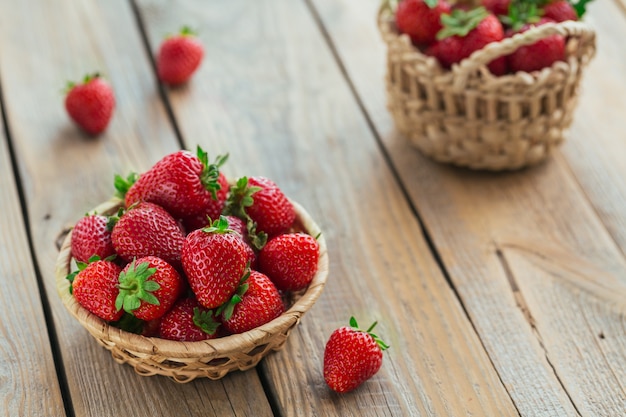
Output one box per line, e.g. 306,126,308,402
192,308,220,335
570,0,593,18
437,7,490,40
115,259,159,313
424,0,438,8
348,316,390,351
112,313,145,334
223,176,267,249
113,172,138,199
197,146,228,200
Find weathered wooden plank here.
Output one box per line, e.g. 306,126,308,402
136,0,518,415
0,115,66,416
0,0,272,415
310,0,626,415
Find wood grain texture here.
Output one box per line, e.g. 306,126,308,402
136,0,518,415
310,0,626,415
0,0,272,415
0,119,65,416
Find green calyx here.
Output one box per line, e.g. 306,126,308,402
113,172,139,199
216,269,251,321
180,26,197,37
193,308,221,335
202,215,234,234
115,259,160,313
501,0,541,31
112,313,145,334
570,0,593,18
222,176,267,250
197,146,228,201
349,316,390,351
64,72,101,94
437,7,490,40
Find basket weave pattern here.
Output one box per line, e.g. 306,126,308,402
55,198,328,383
378,7,596,170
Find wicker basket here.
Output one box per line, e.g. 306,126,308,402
378,5,596,170
55,197,328,383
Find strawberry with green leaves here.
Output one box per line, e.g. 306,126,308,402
71,214,116,263
64,73,115,135
259,232,320,292
182,216,250,309
111,202,185,266
159,298,221,341
119,147,228,220
427,7,507,75
219,271,284,334
116,257,184,321
323,317,390,393
72,258,124,322
395,0,451,45
157,26,204,85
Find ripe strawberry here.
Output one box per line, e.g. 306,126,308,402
323,317,390,393
116,257,183,321
395,0,451,46
121,147,228,220
427,7,507,75
542,0,577,22
157,26,204,85
111,202,185,266
481,0,510,16
159,298,220,341
219,271,285,334
225,176,296,245
259,232,320,292
72,259,123,322
71,214,115,263
182,216,250,309
507,18,565,73
64,73,115,135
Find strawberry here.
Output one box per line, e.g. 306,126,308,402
258,232,320,292
72,259,123,322
157,26,204,85
219,271,285,334
182,216,250,309
507,18,565,73
111,202,185,266
116,257,183,321
427,7,507,75
71,214,115,263
323,317,390,393
159,298,220,341
225,176,296,245
395,0,452,46
481,0,510,16
121,147,228,220
64,73,115,135
542,0,577,22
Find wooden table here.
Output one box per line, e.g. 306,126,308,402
2,0,625,416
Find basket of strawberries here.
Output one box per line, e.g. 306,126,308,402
379,0,596,170
55,147,328,382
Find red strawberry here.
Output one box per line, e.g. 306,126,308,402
180,173,231,231
542,0,578,22
481,0,510,17
111,202,185,266
259,232,320,292
64,73,115,135
323,317,390,393
182,216,250,309
71,214,115,263
116,257,183,321
159,298,220,341
395,0,452,46
72,259,123,322
507,18,565,73
157,26,204,85
219,271,285,334
121,147,228,220
427,8,507,75
225,176,296,245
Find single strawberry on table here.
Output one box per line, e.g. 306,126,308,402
159,298,221,341
182,216,250,309
323,317,390,393
258,232,320,292
116,256,184,321
71,258,124,322
71,213,115,263
157,26,204,85
395,0,451,46
64,73,115,135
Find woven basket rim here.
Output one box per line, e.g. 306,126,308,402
55,197,329,360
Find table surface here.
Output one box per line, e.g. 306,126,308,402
2,0,625,416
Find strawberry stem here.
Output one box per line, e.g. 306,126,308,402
348,316,390,351
115,259,160,313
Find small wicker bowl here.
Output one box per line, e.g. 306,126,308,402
378,4,596,170
55,197,328,383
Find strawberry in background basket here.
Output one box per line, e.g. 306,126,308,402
395,0,451,45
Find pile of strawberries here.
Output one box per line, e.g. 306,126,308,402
395,0,592,75
67,146,321,341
